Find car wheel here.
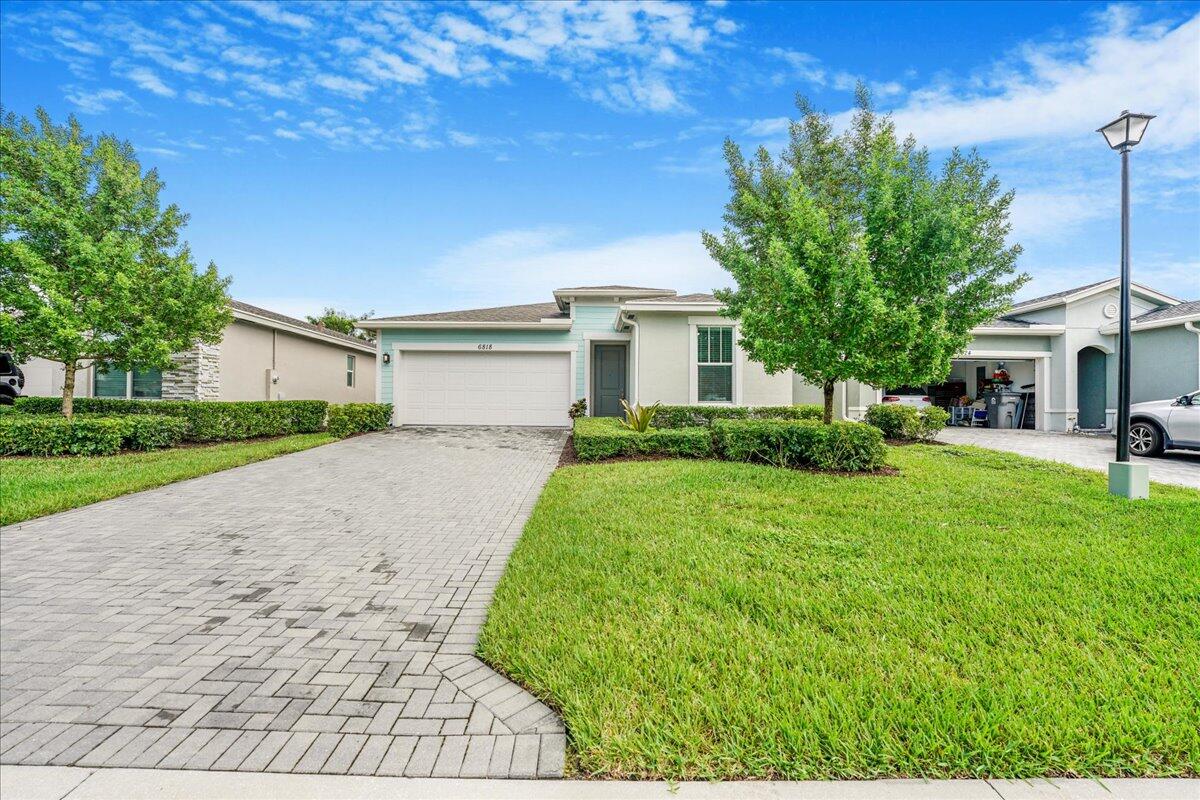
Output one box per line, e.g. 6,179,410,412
1128,421,1163,457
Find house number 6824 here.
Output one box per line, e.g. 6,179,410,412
477,344,493,350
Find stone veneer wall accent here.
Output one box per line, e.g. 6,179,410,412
161,342,221,401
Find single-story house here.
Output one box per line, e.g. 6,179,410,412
362,279,1198,431
945,278,1198,432
21,300,377,403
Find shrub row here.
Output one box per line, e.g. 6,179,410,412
653,404,824,429
863,403,949,441
573,416,885,472
572,417,712,461
712,418,885,472
327,403,393,438
15,397,327,442
0,414,187,456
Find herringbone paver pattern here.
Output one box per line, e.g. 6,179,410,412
0,427,568,777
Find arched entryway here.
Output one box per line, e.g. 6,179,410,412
1076,346,1108,429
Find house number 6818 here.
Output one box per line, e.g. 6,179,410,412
477,344,493,350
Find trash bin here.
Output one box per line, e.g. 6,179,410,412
985,390,1023,429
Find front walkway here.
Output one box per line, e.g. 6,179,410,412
939,427,1200,489
1,427,568,779
2,765,1195,799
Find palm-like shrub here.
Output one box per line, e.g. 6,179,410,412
619,400,660,432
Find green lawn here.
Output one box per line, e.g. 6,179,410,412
478,444,1200,780
1,433,337,526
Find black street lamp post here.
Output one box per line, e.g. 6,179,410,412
1097,110,1154,498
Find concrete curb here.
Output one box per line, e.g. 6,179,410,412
2,766,1196,800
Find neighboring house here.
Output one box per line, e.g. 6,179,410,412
362,280,1198,431
948,278,1198,432
21,300,377,403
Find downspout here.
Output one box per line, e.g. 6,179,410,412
622,312,640,405
1187,322,1200,389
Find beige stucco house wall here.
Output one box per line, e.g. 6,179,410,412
19,300,377,404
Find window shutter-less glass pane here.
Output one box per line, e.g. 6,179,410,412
697,327,709,362
698,365,733,402
721,327,733,363
132,368,162,398
94,365,128,398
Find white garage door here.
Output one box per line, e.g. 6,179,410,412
398,350,571,427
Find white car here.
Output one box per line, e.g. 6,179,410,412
881,386,931,409
1128,391,1200,457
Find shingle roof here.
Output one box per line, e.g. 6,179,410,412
982,316,1040,328
553,285,673,292
631,292,720,304
1011,279,1113,309
365,302,568,323
230,300,373,347
1132,299,1200,324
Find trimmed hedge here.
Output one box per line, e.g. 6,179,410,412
654,404,823,429
14,397,327,442
573,417,711,462
712,418,886,472
327,403,392,438
0,413,185,456
864,403,949,441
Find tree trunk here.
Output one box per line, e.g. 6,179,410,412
823,380,835,425
62,361,77,419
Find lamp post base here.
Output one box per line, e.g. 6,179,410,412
1108,461,1149,499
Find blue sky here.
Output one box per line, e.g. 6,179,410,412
2,1,1197,319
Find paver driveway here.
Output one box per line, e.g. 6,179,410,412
0,427,568,778
939,427,1200,489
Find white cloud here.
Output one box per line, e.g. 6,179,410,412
64,87,134,114
184,89,233,107
878,11,1200,151
273,128,302,141
231,1,313,32
744,117,789,137
357,48,427,85
124,66,175,97
222,45,278,69
713,18,738,35
314,74,373,100
421,228,726,308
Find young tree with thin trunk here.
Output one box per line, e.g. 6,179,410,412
0,108,230,417
703,88,1027,423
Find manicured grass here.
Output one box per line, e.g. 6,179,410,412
479,445,1200,780
1,433,337,526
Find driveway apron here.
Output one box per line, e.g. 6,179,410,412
0,427,568,778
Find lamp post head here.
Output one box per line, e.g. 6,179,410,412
1098,110,1155,151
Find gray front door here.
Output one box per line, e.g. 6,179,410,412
1077,346,1108,429
592,345,627,417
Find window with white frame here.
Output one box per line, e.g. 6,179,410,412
346,354,356,387
696,326,734,403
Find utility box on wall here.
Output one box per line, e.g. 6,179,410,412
265,368,278,400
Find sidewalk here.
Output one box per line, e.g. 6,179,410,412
3,766,1196,800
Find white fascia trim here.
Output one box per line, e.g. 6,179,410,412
233,309,377,354
554,288,675,311
971,325,1065,336
374,334,383,404
391,342,575,353
366,320,572,331
622,301,724,312
955,349,1053,359
1011,280,1181,314
1099,314,1200,334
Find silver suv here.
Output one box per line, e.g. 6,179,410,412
1128,390,1200,457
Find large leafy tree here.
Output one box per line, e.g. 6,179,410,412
703,88,1027,423
0,108,230,416
306,307,374,340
